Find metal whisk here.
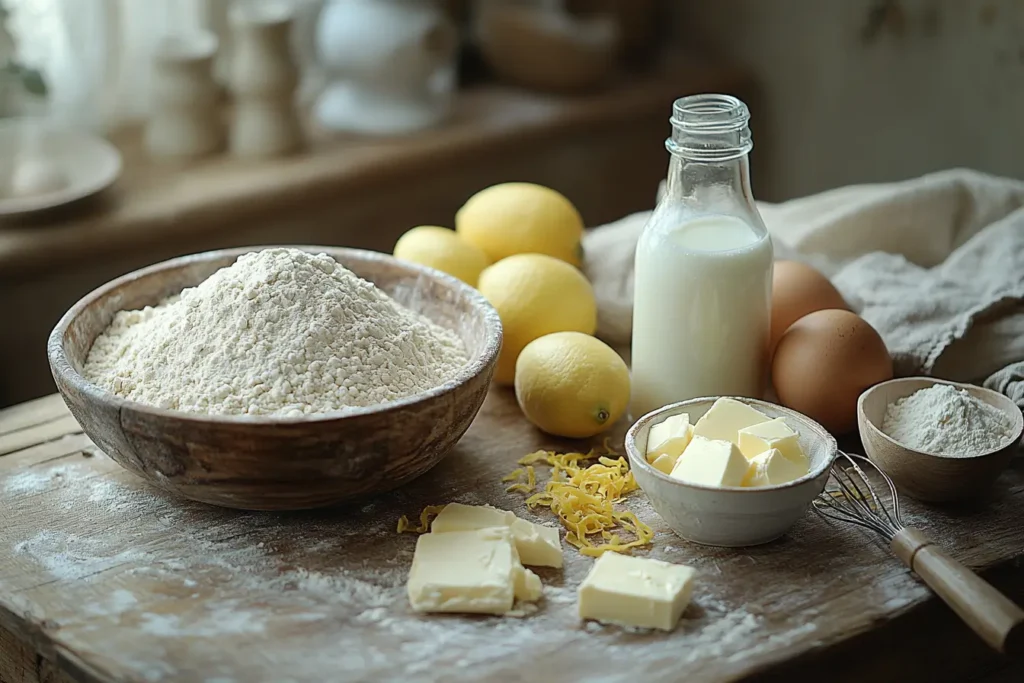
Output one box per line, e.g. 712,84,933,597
814,452,907,537
814,452,1024,654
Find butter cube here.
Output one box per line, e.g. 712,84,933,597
578,552,696,631
692,398,770,444
738,418,808,470
431,503,563,568
407,528,518,614
646,413,693,461
669,435,748,488
742,447,808,487
650,452,677,475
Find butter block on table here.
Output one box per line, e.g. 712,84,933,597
692,397,770,444
578,552,696,631
510,517,563,568
670,435,748,487
738,417,808,470
431,503,563,568
407,527,520,614
646,413,693,461
514,564,544,602
431,502,516,532
742,447,807,487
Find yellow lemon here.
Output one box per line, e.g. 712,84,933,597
477,254,596,384
515,332,630,438
456,183,584,266
393,225,490,287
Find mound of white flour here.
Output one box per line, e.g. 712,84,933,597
882,383,1016,457
83,249,468,417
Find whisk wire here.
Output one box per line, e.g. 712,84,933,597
814,499,893,536
835,465,876,517
815,477,891,536
847,455,900,531
831,460,885,527
881,461,905,528
813,452,904,538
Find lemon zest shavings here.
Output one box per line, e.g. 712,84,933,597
501,468,523,482
508,445,653,556
396,504,447,534
503,464,539,494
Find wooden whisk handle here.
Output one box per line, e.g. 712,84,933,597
892,527,1024,654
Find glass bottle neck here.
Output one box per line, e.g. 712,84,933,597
660,93,758,217
665,154,754,208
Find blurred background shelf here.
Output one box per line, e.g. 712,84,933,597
0,62,754,409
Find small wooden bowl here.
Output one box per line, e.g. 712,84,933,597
476,4,620,92
47,246,502,511
858,377,1023,503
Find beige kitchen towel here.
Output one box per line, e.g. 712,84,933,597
583,168,1024,408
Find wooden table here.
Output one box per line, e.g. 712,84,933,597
1,393,1023,683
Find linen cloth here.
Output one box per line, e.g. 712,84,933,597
583,169,1024,408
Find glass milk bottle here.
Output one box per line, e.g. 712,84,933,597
631,94,773,417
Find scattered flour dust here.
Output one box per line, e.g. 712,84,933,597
13,529,149,581
82,248,468,417
2,452,150,515
8,497,794,682
5,452,826,682
4,460,90,495
882,383,1017,456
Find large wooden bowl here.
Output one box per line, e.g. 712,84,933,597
858,377,1023,503
47,246,502,511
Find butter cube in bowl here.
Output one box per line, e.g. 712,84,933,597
625,397,837,547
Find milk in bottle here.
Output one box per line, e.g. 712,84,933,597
630,94,773,418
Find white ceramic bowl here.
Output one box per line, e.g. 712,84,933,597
625,397,837,547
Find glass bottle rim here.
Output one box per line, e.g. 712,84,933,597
667,93,752,161
670,94,750,133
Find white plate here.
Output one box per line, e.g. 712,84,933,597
0,118,123,217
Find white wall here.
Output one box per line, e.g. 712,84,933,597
674,0,1024,200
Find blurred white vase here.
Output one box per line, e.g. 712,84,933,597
313,0,458,134
227,1,302,157
144,32,224,160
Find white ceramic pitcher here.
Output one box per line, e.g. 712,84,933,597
313,0,458,134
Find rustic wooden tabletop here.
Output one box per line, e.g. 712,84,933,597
1,392,1023,683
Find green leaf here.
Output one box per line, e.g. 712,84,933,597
20,67,46,96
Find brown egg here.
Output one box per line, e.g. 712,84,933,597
771,261,848,351
772,309,892,434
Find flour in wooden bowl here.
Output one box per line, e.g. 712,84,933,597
83,248,468,417
881,383,1016,457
